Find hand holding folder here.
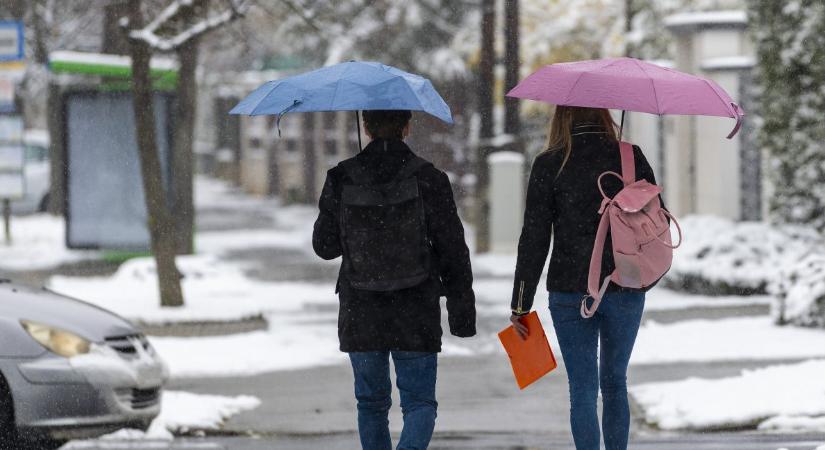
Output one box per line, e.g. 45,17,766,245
498,311,557,389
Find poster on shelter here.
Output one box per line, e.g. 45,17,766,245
64,91,174,250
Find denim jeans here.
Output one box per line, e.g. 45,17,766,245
348,351,438,450
548,291,645,450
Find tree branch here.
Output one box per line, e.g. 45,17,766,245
123,0,248,52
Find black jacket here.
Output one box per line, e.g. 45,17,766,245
511,123,659,314
313,138,476,353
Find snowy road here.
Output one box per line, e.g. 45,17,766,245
62,433,825,449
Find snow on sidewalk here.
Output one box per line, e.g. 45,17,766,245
631,360,825,432
631,316,825,365
0,214,98,271
472,281,771,314
64,390,260,445
150,319,345,378
48,255,337,324
148,309,825,379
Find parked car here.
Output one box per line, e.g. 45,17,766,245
0,281,167,449
12,130,51,214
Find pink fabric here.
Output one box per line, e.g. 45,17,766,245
507,57,745,139
582,142,682,318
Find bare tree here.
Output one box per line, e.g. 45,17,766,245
122,0,246,307
475,0,495,253
503,0,521,139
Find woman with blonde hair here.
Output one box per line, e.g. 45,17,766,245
508,106,659,450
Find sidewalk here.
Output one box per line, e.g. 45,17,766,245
9,177,821,447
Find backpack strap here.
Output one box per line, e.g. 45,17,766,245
339,159,372,185
619,141,636,186
581,141,637,318
583,210,614,318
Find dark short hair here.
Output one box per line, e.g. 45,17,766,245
362,110,412,139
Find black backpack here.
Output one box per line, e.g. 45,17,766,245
339,156,433,291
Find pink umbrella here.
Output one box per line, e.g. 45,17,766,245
507,57,744,139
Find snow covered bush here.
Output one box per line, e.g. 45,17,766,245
664,216,822,295
750,1,825,232
770,251,825,328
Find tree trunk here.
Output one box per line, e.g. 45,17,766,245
46,83,64,215
475,0,495,253
127,0,184,307
173,38,199,255
103,1,132,55
624,0,635,57
503,0,521,139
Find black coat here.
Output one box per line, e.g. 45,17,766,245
511,123,660,314
313,138,476,353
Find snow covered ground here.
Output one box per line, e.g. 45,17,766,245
22,177,825,435
146,298,825,379
632,360,825,432
63,391,260,445
49,255,337,324
666,215,823,293
632,316,825,364
0,214,99,271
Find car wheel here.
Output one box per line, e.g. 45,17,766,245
0,375,64,450
0,373,17,450
38,193,50,213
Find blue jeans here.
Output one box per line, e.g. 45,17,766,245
348,351,438,450
549,291,645,450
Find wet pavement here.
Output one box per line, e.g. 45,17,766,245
62,433,825,449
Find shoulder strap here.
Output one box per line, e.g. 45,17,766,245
339,159,372,185
392,156,431,182
619,141,636,186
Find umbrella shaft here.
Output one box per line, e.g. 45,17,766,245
355,110,363,152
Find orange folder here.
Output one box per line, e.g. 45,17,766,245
498,311,557,389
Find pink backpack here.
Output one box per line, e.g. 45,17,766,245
582,141,683,318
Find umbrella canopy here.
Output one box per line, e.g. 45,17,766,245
506,57,744,139
229,61,453,124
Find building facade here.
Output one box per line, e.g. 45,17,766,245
626,10,761,221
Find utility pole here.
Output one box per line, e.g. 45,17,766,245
475,0,495,253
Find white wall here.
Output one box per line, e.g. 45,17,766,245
693,71,741,219
488,151,525,254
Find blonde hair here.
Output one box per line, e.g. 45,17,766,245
545,106,619,176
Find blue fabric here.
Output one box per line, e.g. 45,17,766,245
229,61,453,124
349,351,438,450
548,291,645,450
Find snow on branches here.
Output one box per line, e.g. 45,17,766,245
123,0,248,52
750,0,825,232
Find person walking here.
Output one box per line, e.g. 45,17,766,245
313,109,476,450
508,106,659,450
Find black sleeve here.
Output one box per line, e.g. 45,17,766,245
425,170,476,337
312,169,343,260
511,154,558,314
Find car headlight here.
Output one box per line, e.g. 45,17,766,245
21,320,91,358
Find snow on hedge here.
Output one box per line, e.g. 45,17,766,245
665,215,822,294
631,359,825,431
770,251,825,328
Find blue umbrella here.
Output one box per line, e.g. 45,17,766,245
229,61,453,149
